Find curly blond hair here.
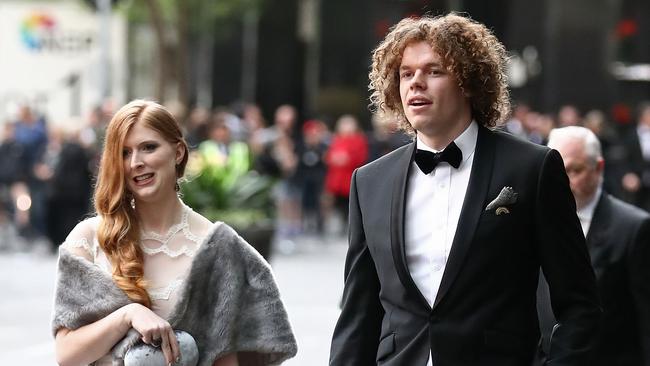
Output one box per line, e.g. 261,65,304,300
369,13,510,135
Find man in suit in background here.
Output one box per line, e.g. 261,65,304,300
620,102,650,212
539,126,650,365
329,13,601,366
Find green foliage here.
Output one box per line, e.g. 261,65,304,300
115,0,148,22
181,143,275,228
118,0,265,35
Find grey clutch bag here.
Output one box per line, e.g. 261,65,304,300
124,330,199,366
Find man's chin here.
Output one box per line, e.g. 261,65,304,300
408,115,432,129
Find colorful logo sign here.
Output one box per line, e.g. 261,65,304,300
20,12,56,51
19,11,94,53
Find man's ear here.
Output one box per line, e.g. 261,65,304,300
596,158,605,175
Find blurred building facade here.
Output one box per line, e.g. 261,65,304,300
0,0,127,127
2,0,648,127
206,0,650,125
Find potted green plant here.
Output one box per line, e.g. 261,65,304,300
181,142,276,259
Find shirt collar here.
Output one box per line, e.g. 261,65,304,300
577,184,602,222
416,120,478,165
638,124,650,134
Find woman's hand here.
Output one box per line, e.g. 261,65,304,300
124,303,180,365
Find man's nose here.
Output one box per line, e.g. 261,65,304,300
410,70,426,89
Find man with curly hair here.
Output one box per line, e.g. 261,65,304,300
329,13,601,366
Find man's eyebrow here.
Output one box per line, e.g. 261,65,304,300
399,62,443,71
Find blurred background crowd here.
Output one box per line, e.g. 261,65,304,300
4,98,650,256
0,0,649,256
0,98,413,254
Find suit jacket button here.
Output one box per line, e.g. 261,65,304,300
429,315,439,323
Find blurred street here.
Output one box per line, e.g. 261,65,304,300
0,235,347,365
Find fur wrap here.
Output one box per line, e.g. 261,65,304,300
51,222,297,366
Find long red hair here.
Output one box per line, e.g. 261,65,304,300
94,100,189,307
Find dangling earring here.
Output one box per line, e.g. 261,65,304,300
130,197,136,209
175,162,181,193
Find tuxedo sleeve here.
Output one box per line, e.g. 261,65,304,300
629,218,650,365
535,149,602,365
329,169,384,366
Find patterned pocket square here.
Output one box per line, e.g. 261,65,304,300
485,186,518,213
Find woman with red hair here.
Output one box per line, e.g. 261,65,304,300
52,100,296,366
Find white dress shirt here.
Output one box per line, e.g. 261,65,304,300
638,125,650,161
404,121,478,366
577,185,602,237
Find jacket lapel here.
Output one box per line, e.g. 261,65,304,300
585,193,609,271
390,142,431,308
433,126,495,309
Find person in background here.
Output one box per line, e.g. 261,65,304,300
0,122,26,242
527,113,556,145
14,104,49,238
79,104,111,176
255,105,301,248
44,125,93,252
296,119,329,235
538,126,650,366
582,109,625,197
184,106,210,149
196,111,252,188
503,101,530,139
324,114,368,231
367,113,410,162
218,108,247,143
0,123,26,208
199,111,249,161
621,102,650,211
557,104,582,127
241,103,269,157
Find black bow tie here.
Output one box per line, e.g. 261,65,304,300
414,142,462,174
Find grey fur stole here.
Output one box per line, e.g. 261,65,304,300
51,222,297,366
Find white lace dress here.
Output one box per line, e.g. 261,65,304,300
60,203,215,366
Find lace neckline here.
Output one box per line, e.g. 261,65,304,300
139,204,203,258
140,203,191,242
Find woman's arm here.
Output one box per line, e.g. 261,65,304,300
213,353,238,366
55,303,180,366
55,304,131,366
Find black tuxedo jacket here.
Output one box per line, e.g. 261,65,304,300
329,127,601,366
537,193,650,365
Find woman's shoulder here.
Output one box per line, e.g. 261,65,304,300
59,216,101,261
182,204,269,267
203,222,270,269
184,207,221,246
